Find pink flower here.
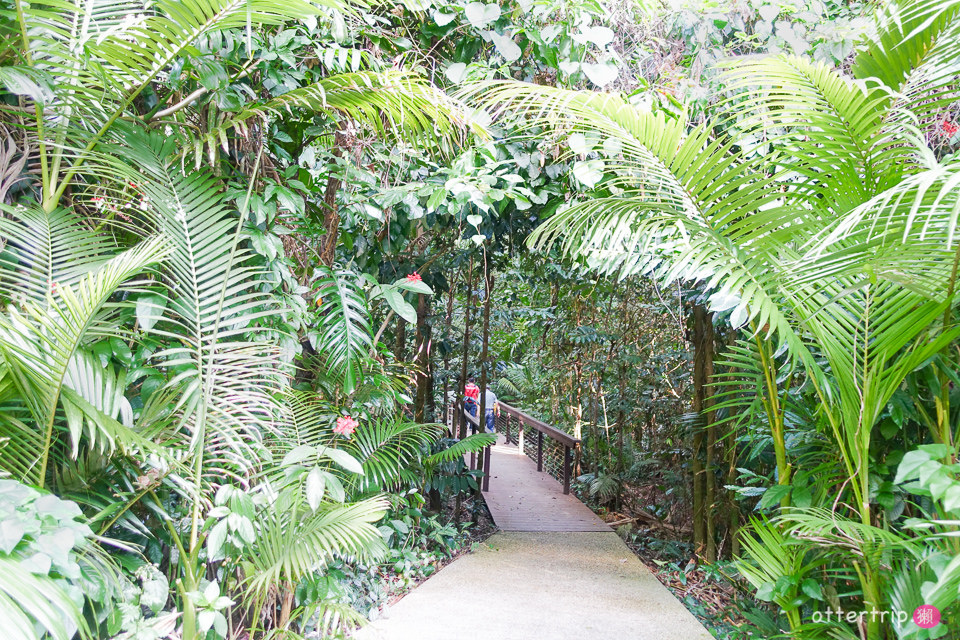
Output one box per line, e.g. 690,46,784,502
334,416,358,436
942,120,958,135
406,272,422,282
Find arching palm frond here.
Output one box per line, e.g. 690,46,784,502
129,144,285,485
312,269,374,396
0,209,167,485
244,492,388,608
471,81,813,366
11,0,350,210
724,56,916,213
340,417,443,491
187,70,479,168
854,0,960,123
0,206,115,307
424,433,497,466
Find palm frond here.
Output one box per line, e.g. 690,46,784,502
424,433,497,465
0,227,167,484
341,417,443,492
311,269,373,396
187,70,478,168
244,491,388,606
126,131,286,483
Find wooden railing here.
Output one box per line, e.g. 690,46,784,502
446,400,581,495
497,402,579,495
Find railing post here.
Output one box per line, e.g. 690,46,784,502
482,445,491,491
563,446,572,495
505,415,511,444
537,430,543,472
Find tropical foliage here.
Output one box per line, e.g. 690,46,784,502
3,0,960,638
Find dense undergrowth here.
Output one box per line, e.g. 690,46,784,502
3,0,960,638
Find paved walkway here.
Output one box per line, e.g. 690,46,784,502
357,437,714,640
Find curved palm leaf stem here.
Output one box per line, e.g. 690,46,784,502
188,137,266,550
752,328,790,499
14,0,50,197
937,241,960,456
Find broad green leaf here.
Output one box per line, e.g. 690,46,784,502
445,62,468,83
491,32,521,62
573,26,614,48
206,521,228,559
572,160,604,188
397,279,434,295
581,62,618,87
464,2,500,28
136,295,167,332
282,445,317,467
434,10,456,26
318,446,365,475
382,289,417,324
305,467,326,510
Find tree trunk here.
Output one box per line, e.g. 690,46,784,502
396,317,406,362
458,258,474,440
442,275,456,427
414,293,431,423
318,125,347,266
690,304,713,555
703,315,717,561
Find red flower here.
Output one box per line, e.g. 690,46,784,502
406,272,422,282
334,416,359,436
942,120,958,135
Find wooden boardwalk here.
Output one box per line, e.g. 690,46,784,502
482,436,610,531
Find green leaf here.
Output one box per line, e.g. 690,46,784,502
572,160,604,188
464,2,500,28
0,519,25,554
207,521,228,559
135,295,167,332
573,26,614,48
434,10,457,26
318,446,365,475
396,279,433,295
383,289,417,324
759,484,792,509
581,62,619,87
282,445,316,467
801,578,823,600
305,467,326,511
491,32,521,62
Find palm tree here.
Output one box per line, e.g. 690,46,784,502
469,0,960,635
1,2,478,638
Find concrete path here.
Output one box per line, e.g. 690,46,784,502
357,435,714,640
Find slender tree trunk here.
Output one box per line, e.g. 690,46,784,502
458,258,474,440
690,304,712,554
318,125,347,266
443,274,456,426
703,316,717,561
396,318,406,362
414,293,431,422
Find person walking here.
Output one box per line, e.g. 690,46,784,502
464,377,480,402
464,377,480,421
482,387,499,434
